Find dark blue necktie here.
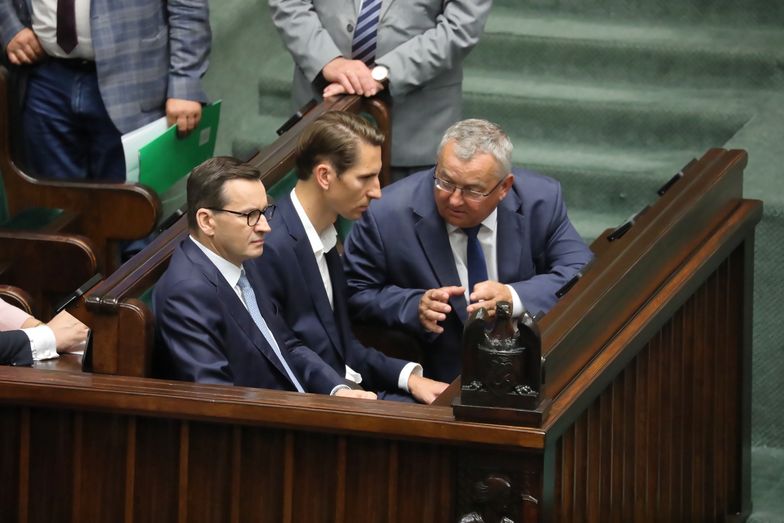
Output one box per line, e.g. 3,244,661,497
462,225,488,294
352,0,382,65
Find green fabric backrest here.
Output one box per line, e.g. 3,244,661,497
0,169,67,229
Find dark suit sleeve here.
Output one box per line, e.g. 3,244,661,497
343,208,433,340
0,330,33,366
156,276,235,385
257,242,408,392
508,181,593,316
264,306,345,395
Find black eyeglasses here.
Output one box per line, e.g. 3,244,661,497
207,204,276,226
433,175,504,202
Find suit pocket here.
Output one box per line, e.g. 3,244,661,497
382,0,441,35
138,26,169,112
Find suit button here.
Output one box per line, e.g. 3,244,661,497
347,23,354,33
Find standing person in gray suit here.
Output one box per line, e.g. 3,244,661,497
0,0,211,181
268,0,493,180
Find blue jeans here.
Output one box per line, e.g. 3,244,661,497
22,59,125,181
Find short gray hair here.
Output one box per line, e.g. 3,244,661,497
437,119,513,177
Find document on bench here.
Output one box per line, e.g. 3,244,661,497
121,101,221,194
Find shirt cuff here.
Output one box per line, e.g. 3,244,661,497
345,364,363,385
398,362,423,393
330,384,351,396
506,285,526,318
21,326,58,361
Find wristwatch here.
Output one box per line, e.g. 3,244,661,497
371,65,389,83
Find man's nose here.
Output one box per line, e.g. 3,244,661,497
448,187,464,206
256,215,271,233
368,177,381,199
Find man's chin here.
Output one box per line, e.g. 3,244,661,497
248,243,264,258
442,209,474,228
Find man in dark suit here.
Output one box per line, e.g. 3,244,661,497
250,112,447,403
344,119,594,382
153,156,376,399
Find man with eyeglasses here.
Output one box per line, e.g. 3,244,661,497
343,119,593,382
153,156,376,399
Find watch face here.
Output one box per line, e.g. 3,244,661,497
371,66,388,82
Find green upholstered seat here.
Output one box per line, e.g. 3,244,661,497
0,173,66,230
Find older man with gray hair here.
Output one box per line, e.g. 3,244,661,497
343,119,593,382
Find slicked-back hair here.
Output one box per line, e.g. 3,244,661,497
295,111,384,180
437,119,513,178
186,156,263,229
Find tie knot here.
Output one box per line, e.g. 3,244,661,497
237,271,251,291
462,225,482,239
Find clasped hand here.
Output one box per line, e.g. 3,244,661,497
321,57,384,98
418,281,512,333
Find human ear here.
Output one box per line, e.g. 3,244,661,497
498,174,515,199
315,163,333,190
196,208,216,237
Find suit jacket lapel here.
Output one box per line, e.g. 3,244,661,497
325,249,354,350
279,197,346,357
496,187,530,284
412,176,468,323
182,238,291,381
378,0,395,21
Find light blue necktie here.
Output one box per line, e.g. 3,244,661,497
463,225,489,294
352,0,382,65
237,271,305,392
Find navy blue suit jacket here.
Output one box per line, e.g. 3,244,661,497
0,330,32,366
343,168,593,382
250,194,408,392
153,237,344,394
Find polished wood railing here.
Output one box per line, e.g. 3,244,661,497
0,148,758,522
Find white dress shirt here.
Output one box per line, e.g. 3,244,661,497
189,236,347,396
1,298,57,361
31,0,95,59
445,208,525,316
22,326,58,361
290,190,421,392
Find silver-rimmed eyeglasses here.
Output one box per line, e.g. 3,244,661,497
433,175,504,202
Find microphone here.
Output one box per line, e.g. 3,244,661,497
606,205,650,242
657,158,696,196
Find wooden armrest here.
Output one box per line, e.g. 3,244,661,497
0,284,34,314
0,67,161,274
0,230,98,316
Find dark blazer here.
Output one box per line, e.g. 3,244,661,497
153,237,344,394
250,194,408,393
0,330,32,366
343,168,593,382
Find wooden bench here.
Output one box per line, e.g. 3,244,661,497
0,148,759,521
0,66,161,274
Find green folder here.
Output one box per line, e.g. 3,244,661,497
139,101,221,194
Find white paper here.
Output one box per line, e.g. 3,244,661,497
121,116,169,183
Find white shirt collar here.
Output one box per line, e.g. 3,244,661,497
291,189,338,255
189,235,244,289
445,207,498,235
